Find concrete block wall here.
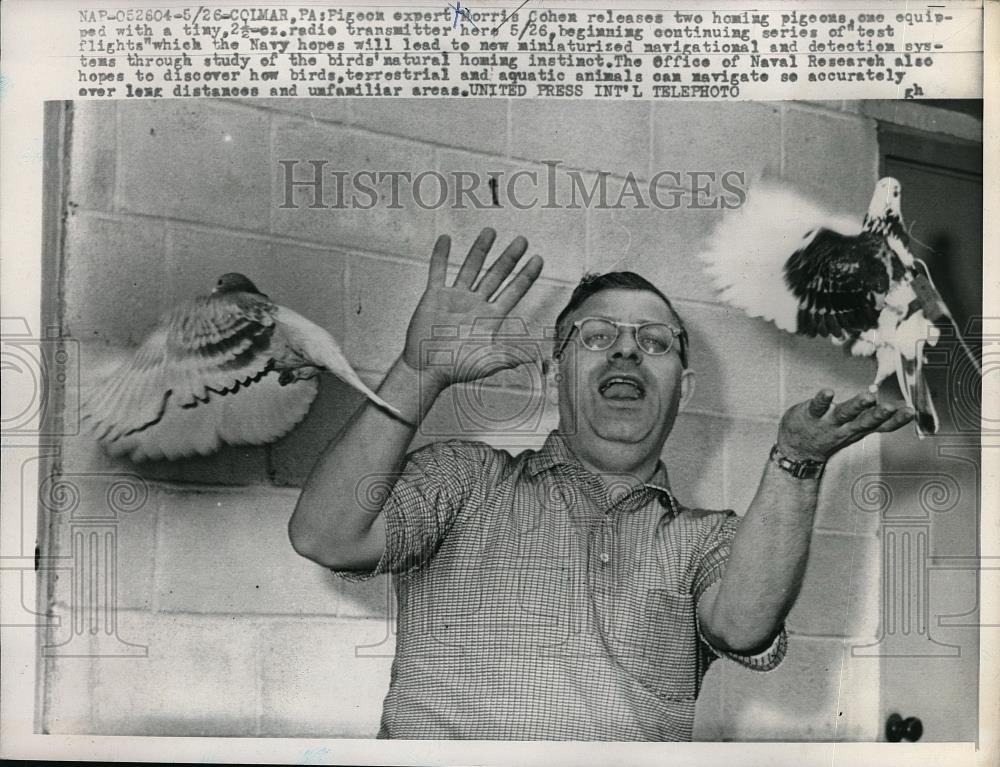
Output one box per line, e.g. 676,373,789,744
45,98,899,739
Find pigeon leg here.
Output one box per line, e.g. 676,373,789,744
872,342,897,393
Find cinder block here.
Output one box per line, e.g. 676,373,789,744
814,438,885,536
722,417,777,514
42,656,94,734
69,101,116,211
271,120,436,255
164,225,272,306
269,374,367,488
117,102,271,231
719,635,879,740
351,98,507,155
786,532,880,639
662,411,728,511
511,100,650,179
653,102,781,180
344,254,425,373
434,151,588,284
41,467,159,616
259,618,394,736
878,438,980,557
155,486,342,615
587,177,726,304
781,331,874,411
679,301,784,419
782,107,878,214
90,611,259,735
63,214,167,344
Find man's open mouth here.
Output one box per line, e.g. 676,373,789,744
598,376,646,400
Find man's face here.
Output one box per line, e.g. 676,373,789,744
555,288,694,471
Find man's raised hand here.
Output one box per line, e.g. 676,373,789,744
402,228,544,391
777,389,916,463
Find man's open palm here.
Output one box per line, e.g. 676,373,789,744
403,228,544,389
778,389,915,462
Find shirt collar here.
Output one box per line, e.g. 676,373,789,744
526,431,680,516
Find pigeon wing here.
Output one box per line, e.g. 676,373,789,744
82,292,318,461
784,228,891,340
697,179,864,333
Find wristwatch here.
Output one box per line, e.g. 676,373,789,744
769,444,826,480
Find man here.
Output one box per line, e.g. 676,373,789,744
289,228,914,740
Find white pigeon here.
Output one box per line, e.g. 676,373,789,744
82,273,400,461
697,176,973,437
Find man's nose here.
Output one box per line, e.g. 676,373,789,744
607,327,642,363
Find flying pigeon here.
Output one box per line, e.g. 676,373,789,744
697,176,978,437
82,273,401,461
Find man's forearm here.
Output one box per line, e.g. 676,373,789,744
288,357,444,569
705,458,820,652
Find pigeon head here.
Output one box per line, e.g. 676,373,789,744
867,177,902,221
213,273,264,296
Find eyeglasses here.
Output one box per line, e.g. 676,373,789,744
555,317,688,363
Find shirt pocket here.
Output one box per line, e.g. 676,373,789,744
628,588,699,701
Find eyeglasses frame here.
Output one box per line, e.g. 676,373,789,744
553,316,688,365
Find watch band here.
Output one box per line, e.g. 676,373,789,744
769,444,826,480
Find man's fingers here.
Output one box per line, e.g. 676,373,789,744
831,391,877,425
476,235,529,299
807,389,835,418
494,255,544,315
454,227,496,288
875,406,916,433
427,234,450,288
851,401,902,433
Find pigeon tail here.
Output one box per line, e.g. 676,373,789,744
894,341,939,438
274,306,402,418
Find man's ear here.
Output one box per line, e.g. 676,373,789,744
679,368,696,410
542,357,561,406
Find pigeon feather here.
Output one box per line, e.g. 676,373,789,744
697,177,949,437
698,179,863,334
83,273,401,461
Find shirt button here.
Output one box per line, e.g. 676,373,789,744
599,552,610,564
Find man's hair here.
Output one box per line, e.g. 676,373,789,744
553,272,689,368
